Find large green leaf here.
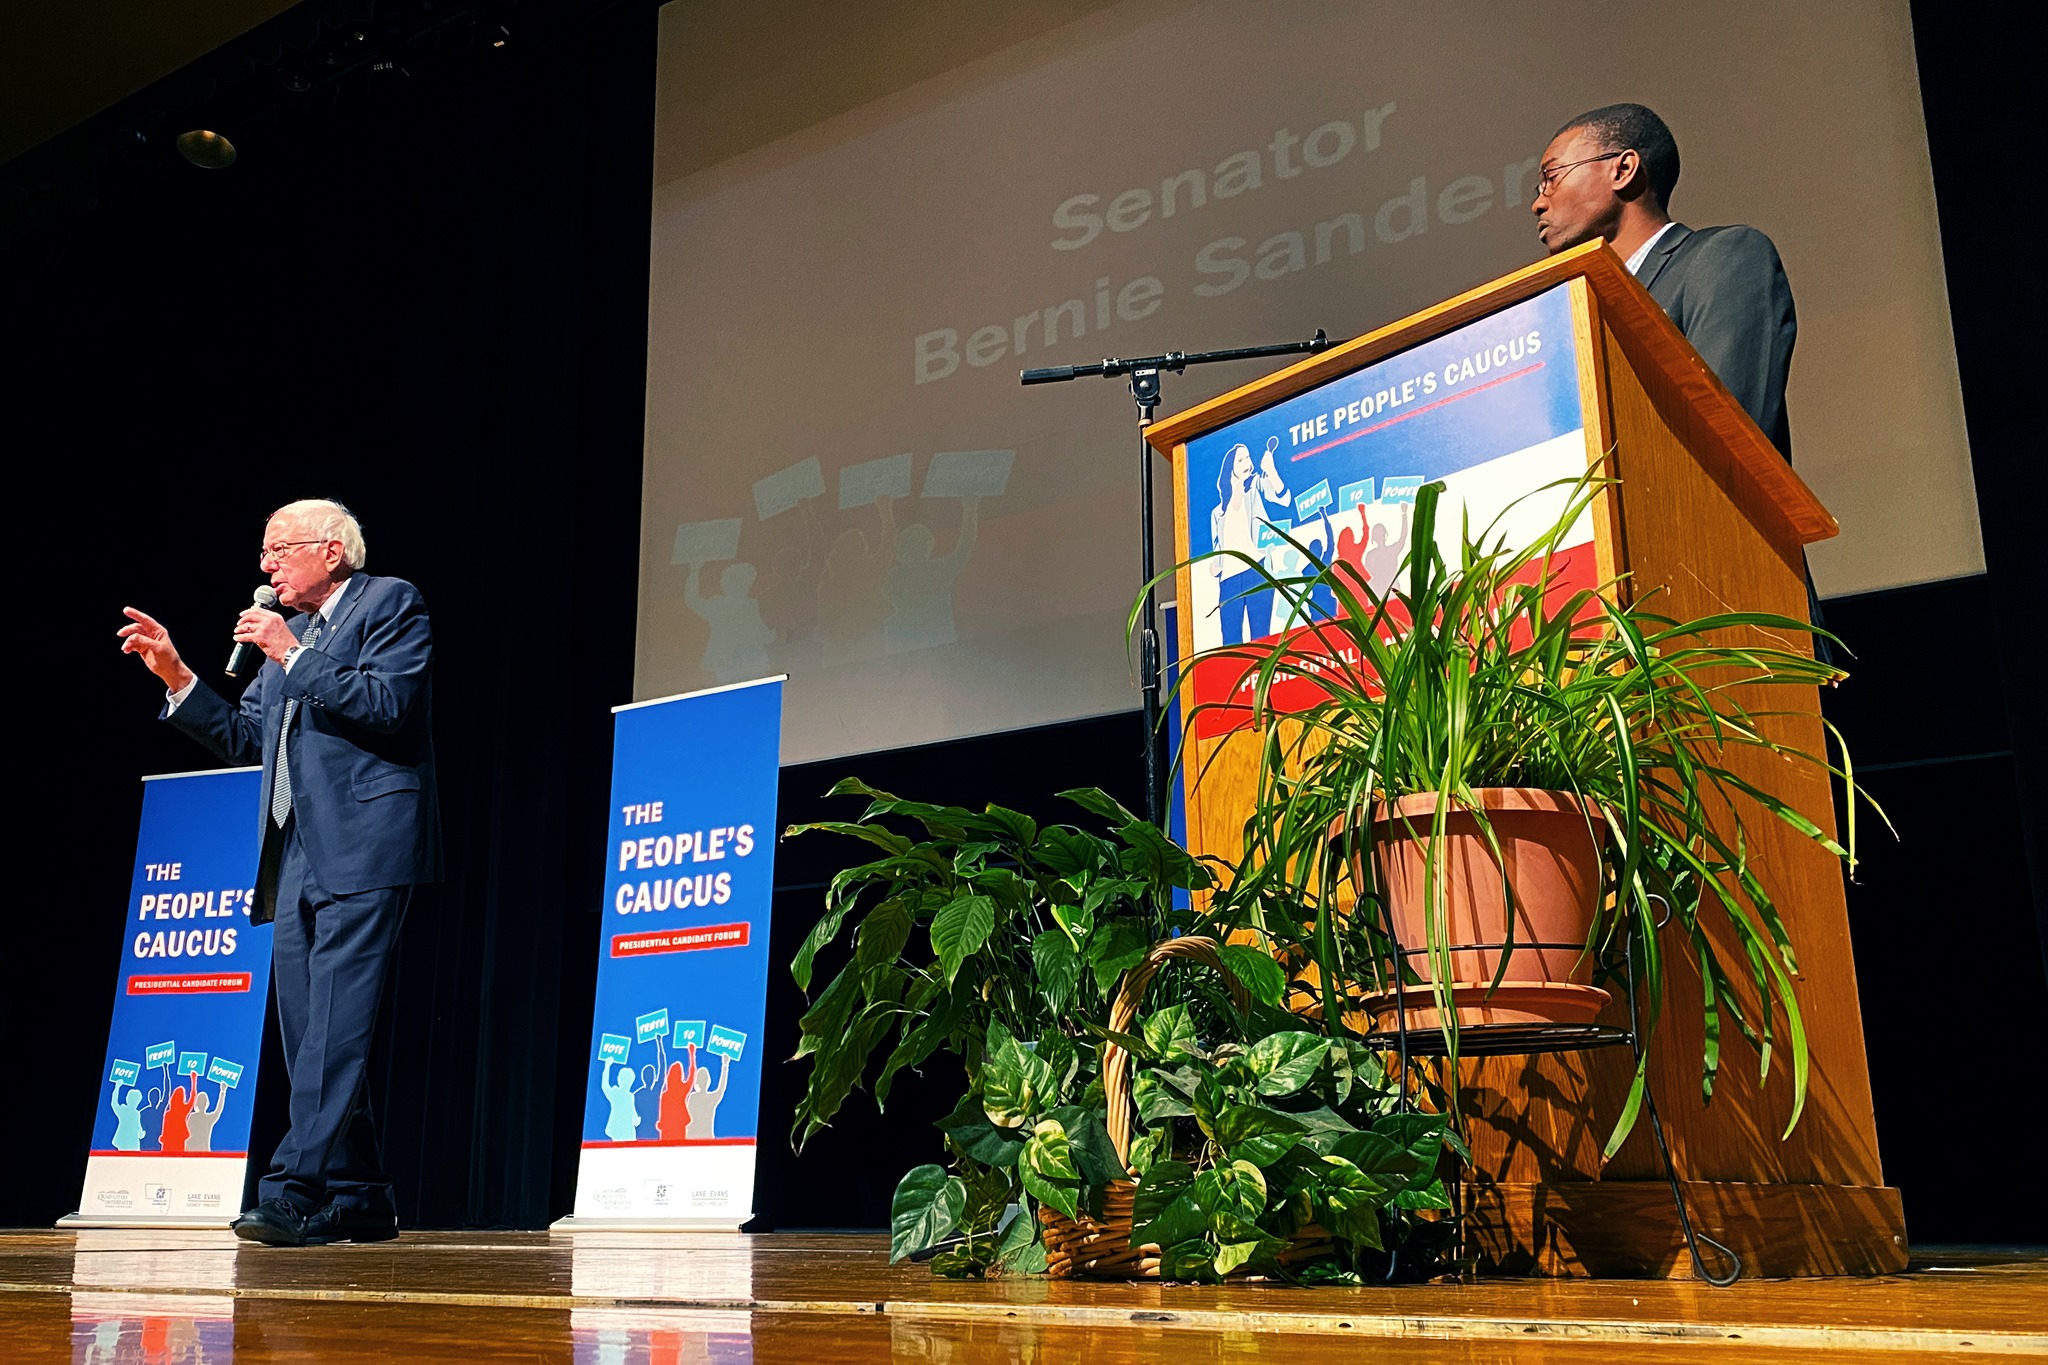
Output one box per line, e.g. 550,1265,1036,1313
929,893,994,987
1115,818,1213,890
854,895,914,969
1031,825,1103,880
1213,1233,1287,1277
1193,1159,1268,1228
981,1021,1058,1128
889,1164,965,1262
936,1090,1025,1167
993,1209,1047,1274
1218,943,1288,1008
1030,931,1081,1015
782,818,914,858
1140,1003,1202,1064
1058,786,1139,826
1087,919,1150,994
1245,1030,1327,1096
1159,1238,1219,1282
1047,1105,1125,1188
1133,1068,1196,1122
1326,1130,1424,1182
1020,1119,1082,1221
1214,1104,1307,1168
792,965,861,1060
1313,1155,1387,1250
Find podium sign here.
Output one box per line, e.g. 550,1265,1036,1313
63,767,271,1228
557,677,783,1230
1181,283,1594,734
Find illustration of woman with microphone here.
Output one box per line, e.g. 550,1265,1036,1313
1210,435,1293,644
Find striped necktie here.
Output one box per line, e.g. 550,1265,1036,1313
268,612,326,828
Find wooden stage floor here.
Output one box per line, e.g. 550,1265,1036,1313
1,1229,2043,1363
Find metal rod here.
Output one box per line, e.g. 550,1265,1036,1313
1019,330,1330,826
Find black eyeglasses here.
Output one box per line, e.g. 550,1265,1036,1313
1535,150,1626,197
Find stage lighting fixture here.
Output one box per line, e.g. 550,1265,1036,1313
175,130,238,169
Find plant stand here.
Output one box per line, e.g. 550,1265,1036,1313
1365,925,1742,1287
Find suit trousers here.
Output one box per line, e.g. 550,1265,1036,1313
261,818,411,1216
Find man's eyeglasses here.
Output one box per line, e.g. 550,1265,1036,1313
259,539,329,567
1535,150,1626,197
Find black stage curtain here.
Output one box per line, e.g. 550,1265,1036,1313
0,2,657,1230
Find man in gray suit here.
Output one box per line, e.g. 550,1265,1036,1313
1531,102,1797,459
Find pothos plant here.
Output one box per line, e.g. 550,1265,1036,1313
785,780,1465,1280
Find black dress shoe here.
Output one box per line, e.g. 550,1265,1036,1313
302,1202,399,1245
231,1198,311,1246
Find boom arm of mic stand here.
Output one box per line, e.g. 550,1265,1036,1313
1018,329,1330,387
1018,328,1334,827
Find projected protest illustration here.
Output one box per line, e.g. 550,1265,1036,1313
640,0,1975,764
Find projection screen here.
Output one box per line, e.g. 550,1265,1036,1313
639,0,1975,765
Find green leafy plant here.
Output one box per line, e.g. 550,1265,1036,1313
786,783,1465,1281
784,779,1209,1152
1166,473,1880,1154
1109,1002,1465,1282
883,943,1463,1282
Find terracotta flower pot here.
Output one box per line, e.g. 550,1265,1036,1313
1354,787,1610,1032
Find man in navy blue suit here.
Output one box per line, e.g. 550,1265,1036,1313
119,498,440,1245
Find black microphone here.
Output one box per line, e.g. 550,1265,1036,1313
225,586,281,678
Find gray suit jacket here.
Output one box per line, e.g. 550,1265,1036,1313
1637,223,1797,459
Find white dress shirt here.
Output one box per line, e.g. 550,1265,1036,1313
1624,221,1679,275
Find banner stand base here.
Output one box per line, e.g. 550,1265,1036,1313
549,1215,747,1233
56,1213,236,1230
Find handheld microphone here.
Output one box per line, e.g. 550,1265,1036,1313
225,586,281,677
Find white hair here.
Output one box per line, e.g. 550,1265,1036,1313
272,498,367,571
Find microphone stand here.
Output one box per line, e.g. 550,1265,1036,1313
1021,329,1331,828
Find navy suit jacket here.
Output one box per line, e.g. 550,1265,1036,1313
165,573,442,921
1637,223,1798,459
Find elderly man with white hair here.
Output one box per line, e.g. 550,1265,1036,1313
119,498,440,1246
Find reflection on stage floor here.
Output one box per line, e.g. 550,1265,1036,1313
0,1229,2041,1363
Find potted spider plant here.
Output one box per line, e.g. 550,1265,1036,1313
1170,473,1876,1154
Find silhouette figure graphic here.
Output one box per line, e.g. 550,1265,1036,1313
684,1053,731,1140
634,1063,661,1141
818,497,897,666
140,1085,166,1152
160,1084,194,1153
1210,438,1293,644
656,1060,690,1141
883,497,979,652
601,1061,640,1142
685,561,775,684
184,1087,224,1153
108,1083,146,1151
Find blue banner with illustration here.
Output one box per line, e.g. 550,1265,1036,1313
563,677,783,1227
67,767,272,1225
1179,283,1596,733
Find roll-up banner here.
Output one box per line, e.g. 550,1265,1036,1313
556,677,784,1231
62,767,271,1228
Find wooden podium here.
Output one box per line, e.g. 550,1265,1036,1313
1145,240,1905,1278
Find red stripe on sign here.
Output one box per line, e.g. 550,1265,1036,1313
610,923,752,958
1290,361,1547,462
89,1150,249,1158
579,1137,758,1149
126,973,253,995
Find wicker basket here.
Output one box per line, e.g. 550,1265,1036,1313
1038,935,1337,1279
